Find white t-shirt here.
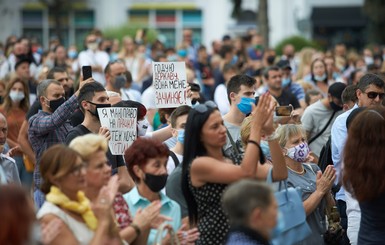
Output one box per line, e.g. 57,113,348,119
214,84,230,115
166,151,183,175
142,86,156,110
78,49,109,86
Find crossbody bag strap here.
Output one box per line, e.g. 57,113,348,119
308,111,336,145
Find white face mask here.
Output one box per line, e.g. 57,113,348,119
137,118,149,136
9,91,25,102
87,42,98,51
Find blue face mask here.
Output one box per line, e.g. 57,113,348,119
231,55,238,65
237,97,256,115
314,73,327,81
282,78,291,88
270,211,285,239
177,129,185,144
260,140,271,161
68,50,78,59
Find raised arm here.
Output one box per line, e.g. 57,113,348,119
192,93,274,185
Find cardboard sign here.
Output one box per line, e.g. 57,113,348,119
97,107,137,155
153,62,192,108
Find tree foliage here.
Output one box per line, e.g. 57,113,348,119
274,36,321,55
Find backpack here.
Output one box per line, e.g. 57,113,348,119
224,129,244,165
169,150,180,168
318,136,340,195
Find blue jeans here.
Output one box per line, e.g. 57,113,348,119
34,189,46,210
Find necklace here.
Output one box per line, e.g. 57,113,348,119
287,165,305,175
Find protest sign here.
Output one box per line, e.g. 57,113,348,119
152,61,192,108
97,107,137,155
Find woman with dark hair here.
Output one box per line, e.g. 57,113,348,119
124,137,199,245
343,107,385,244
181,93,275,244
37,144,121,245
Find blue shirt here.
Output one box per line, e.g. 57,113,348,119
331,104,359,201
123,186,182,245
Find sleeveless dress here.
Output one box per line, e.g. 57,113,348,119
188,166,229,244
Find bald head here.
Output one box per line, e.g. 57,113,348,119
0,113,7,146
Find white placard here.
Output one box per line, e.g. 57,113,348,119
97,107,137,155
152,61,192,108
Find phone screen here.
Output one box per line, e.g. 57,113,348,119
275,106,293,117
82,66,92,80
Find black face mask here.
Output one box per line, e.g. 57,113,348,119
267,55,276,64
48,97,66,112
86,101,111,120
0,96,3,104
329,101,343,111
144,173,168,193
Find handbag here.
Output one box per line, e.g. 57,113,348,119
267,168,312,245
153,222,180,245
324,206,344,245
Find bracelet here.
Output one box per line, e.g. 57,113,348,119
265,131,279,141
130,223,141,237
247,140,266,164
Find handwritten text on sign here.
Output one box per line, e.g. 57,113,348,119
153,62,191,108
97,107,137,155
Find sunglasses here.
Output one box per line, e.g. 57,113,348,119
364,91,385,100
193,101,218,113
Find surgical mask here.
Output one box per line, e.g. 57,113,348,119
177,129,185,144
167,54,179,62
87,101,111,120
44,59,54,68
144,173,168,192
68,50,78,59
260,140,271,161
314,74,327,82
231,55,238,65
113,75,127,90
9,91,25,102
282,78,291,88
46,97,66,112
270,211,285,239
237,97,256,115
329,101,342,112
364,56,374,65
137,119,149,136
87,42,98,51
285,142,310,163
177,49,187,58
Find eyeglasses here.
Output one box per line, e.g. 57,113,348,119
193,101,218,113
364,91,385,100
70,162,86,176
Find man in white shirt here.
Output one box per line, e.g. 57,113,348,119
78,33,109,86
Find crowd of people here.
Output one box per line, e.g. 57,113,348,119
0,27,384,245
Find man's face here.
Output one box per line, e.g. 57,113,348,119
84,91,110,117
16,62,30,79
233,84,256,105
108,63,126,85
266,70,282,90
45,83,65,101
0,118,7,146
357,84,385,107
53,72,71,93
281,68,291,80
171,114,188,138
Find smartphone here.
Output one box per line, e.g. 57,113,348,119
254,96,260,105
275,105,293,117
188,83,200,92
82,66,92,80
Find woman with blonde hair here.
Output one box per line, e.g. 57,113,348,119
0,75,31,186
276,124,336,244
118,36,146,86
37,144,121,245
70,134,166,244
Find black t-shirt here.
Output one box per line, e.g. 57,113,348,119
275,89,301,109
65,124,125,174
